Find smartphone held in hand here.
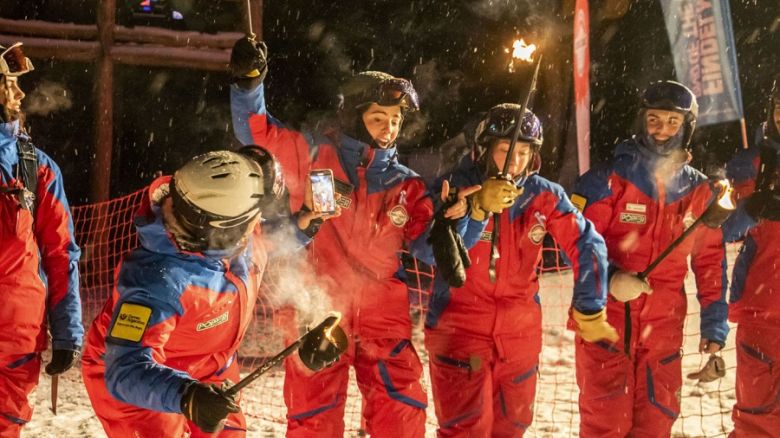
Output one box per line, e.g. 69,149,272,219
310,169,337,215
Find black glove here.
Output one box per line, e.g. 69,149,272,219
45,349,79,375
230,37,268,89
180,382,240,433
427,198,471,288
744,190,780,222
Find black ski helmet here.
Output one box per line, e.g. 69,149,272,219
473,103,543,175
639,80,698,151
338,71,419,147
170,150,267,252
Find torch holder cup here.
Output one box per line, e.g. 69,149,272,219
700,199,733,228
298,320,348,372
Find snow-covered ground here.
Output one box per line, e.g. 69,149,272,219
24,246,739,437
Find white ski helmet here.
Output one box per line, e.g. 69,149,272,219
170,150,265,251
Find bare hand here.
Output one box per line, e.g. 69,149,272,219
698,338,722,354
440,180,482,220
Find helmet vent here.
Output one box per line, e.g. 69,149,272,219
211,173,231,179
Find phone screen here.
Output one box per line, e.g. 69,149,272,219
310,170,336,214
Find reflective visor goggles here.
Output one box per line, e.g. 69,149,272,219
0,43,34,77
373,78,420,111
481,107,542,144
643,83,695,113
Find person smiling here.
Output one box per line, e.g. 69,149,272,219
570,81,729,437
229,38,433,437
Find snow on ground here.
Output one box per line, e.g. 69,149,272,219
24,246,740,437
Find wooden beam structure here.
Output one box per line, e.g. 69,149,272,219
0,0,262,201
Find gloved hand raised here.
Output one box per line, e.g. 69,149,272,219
744,189,780,222
609,271,653,302
45,349,80,375
469,178,523,219
572,308,619,343
181,381,240,433
230,37,268,88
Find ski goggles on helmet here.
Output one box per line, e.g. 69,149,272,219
0,43,34,77
642,81,695,113
372,78,420,111
477,106,542,146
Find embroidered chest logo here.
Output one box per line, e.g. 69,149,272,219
336,196,352,209
480,231,492,242
335,178,354,209
196,310,229,332
387,205,409,227
528,211,547,245
619,212,646,224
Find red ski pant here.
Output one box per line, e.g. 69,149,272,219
0,353,41,438
575,293,684,438
82,357,246,437
730,323,780,437
424,328,541,438
284,337,427,438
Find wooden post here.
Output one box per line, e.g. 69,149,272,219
92,0,115,202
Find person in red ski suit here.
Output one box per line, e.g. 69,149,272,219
570,81,730,437
0,42,83,437
410,104,617,437
81,148,313,437
229,38,433,437
722,73,780,437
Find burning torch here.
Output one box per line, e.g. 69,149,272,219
637,180,735,281
488,39,542,283
224,312,347,397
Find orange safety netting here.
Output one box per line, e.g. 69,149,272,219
71,190,737,436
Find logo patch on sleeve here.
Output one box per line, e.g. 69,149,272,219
109,303,152,342
571,194,587,212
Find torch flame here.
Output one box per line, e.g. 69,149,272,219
715,179,736,210
324,311,342,344
507,39,537,72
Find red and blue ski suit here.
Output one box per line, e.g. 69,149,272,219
722,124,780,437
571,138,729,437
411,157,610,437
231,83,434,437
0,120,82,436
81,176,275,437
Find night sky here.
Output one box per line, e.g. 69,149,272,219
2,0,777,203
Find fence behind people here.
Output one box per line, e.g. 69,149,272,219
71,189,737,436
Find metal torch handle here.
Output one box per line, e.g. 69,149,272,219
500,53,543,177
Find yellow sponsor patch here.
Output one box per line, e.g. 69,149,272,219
571,193,587,212
109,303,152,342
